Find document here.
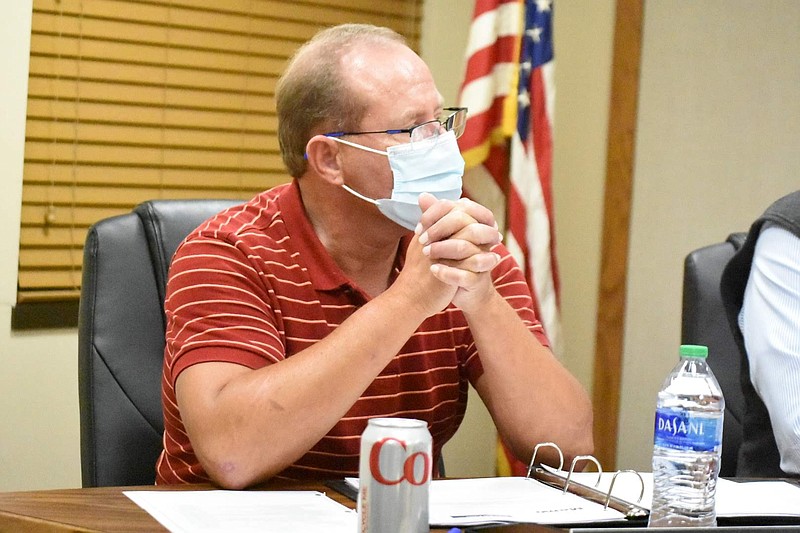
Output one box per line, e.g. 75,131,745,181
124,490,357,533
345,476,627,526
429,476,628,526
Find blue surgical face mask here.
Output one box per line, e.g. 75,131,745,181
331,130,464,230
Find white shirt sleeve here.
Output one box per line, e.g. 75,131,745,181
740,224,800,474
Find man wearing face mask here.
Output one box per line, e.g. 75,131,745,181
156,23,593,489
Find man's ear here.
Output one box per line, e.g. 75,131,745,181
305,135,343,185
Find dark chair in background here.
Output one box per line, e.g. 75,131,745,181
78,199,240,487
681,232,746,477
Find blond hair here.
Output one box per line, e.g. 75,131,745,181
275,24,407,177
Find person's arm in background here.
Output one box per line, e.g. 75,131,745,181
741,224,800,474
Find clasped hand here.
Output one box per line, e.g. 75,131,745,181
412,192,503,313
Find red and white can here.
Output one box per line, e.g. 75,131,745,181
358,417,432,533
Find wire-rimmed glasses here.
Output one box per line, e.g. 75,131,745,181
323,107,467,147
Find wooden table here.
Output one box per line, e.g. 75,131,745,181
4,480,800,533
0,480,456,532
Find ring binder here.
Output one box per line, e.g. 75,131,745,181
526,443,649,520
561,455,602,495
605,470,645,510
526,441,564,478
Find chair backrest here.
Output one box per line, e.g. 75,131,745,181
78,199,241,487
681,232,746,477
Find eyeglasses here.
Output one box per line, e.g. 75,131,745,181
323,107,467,146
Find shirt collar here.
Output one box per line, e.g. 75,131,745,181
279,179,410,293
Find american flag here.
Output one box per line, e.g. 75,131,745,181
457,0,560,476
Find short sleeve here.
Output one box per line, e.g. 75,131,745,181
164,233,286,381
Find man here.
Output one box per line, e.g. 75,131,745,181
721,190,800,477
156,23,593,489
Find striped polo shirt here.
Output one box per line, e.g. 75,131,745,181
156,179,548,484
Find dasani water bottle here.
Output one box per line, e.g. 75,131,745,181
648,344,724,527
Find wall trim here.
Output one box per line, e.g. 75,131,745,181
591,0,644,469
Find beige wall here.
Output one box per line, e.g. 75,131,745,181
3,0,797,491
618,0,800,471
0,0,82,491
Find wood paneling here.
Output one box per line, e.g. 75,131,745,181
592,0,644,469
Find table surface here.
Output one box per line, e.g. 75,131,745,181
5,478,800,533
0,479,455,532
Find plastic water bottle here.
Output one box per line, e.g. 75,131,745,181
648,344,724,527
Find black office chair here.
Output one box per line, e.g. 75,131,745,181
78,199,241,487
681,232,746,477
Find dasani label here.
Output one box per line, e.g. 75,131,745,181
654,408,722,452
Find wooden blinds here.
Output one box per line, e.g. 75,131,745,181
20,0,421,303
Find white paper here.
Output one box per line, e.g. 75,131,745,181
124,490,357,533
716,480,800,517
549,467,800,518
345,476,626,526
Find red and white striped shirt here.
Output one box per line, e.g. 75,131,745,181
156,179,547,484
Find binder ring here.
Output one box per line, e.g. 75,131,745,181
526,442,564,478
563,455,602,494
604,469,645,510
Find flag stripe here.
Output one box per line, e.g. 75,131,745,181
467,0,522,46
460,94,509,171
508,0,560,356
531,63,560,302
484,144,510,189
459,91,509,151
464,34,520,77
458,0,522,169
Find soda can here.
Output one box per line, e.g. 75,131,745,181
358,417,432,533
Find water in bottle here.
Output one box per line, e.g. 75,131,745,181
648,344,724,527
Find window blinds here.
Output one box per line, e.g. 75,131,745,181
20,0,421,303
